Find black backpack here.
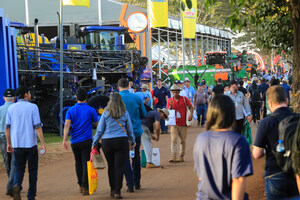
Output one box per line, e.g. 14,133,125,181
251,89,260,102
272,113,300,175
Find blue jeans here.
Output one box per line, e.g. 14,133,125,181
265,172,299,200
124,136,141,188
0,134,15,193
14,145,38,200
154,105,168,131
196,104,207,125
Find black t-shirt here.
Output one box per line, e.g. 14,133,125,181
238,87,247,96
141,110,161,132
212,84,224,95
254,107,292,176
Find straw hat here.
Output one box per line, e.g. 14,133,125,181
157,108,170,120
169,84,181,91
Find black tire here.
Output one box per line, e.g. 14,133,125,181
51,98,77,133
87,93,110,121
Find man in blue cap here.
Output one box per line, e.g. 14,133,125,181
0,89,16,196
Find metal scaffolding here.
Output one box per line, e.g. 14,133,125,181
151,23,231,81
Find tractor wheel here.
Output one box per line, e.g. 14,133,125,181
87,93,110,121
51,98,77,133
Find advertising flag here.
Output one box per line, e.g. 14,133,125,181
149,0,168,28
62,0,90,7
182,0,197,38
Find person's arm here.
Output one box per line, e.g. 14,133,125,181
92,113,106,148
232,176,247,200
5,128,13,153
186,97,194,121
252,146,264,159
62,119,71,150
125,112,135,145
296,174,300,194
242,93,252,122
152,121,161,141
36,127,46,154
140,99,147,118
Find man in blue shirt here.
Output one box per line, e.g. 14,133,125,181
63,87,99,195
0,89,16,197
141,84,152,108
5,86,46,200
118,78,147,192
153,78,169,134
281,79,291,102
184,78,195,103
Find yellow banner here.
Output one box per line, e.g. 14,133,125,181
149,0,168,28
182,0,197,39
62,0,90,7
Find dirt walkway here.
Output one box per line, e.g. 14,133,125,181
0,125,266,200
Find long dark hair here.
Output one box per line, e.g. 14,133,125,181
206,95,236,130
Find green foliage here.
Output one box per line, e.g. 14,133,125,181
186,0,192,9
181,2,185,11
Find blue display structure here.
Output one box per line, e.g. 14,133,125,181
0,8,18,105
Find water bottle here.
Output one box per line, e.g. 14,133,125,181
276,140,285,153
130,150,135,158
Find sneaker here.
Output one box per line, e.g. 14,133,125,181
146,163,160,168
135,185,141,190
83,189,89,196
127,187,134,193
12,185,21,200
169,156,177,162
6,188,13,197
176,156,184,162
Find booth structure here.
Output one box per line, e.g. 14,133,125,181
0,0,231,80
0,8,18,105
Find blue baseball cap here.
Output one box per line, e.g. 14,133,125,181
198,83,204,86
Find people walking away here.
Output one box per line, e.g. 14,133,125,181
184,78,195,103
281,79,291,103
5,86,46,200
153,78,169,134
0,89,16,197
133,84,149,105
141,108,169,168
225,80,252,134
238,80,248,97
253,85,299,199
92,92,135,199
118,78,147,192
194,95,253,200
167,85,194,162
250,83,262,125
212,78,224,98
141,84,153,108
194,83,209,127
63,87,99,195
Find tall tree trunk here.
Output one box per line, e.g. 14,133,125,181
291,0,300,112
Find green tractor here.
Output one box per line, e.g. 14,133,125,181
168,51,232,87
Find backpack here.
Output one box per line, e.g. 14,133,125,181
271,113,300,175
251,89,260,102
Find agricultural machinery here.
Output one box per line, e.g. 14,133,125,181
12,22,148,133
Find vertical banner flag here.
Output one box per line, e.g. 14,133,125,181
182,0,197,38
149,0,168,28
62,0,90,7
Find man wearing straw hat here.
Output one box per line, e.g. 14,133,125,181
167,85,194,162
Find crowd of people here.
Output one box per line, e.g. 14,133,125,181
0,68,299,200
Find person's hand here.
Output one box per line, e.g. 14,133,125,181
62,141,69,150
169,100,173,106
7,144,13,153
151,135,158,141
131,143,136,148
247,115,252,123
188,114,193,121
40,144,46,154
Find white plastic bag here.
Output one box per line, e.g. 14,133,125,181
165,110,176,126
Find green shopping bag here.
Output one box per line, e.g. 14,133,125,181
141,149,146,167
242,120,253,146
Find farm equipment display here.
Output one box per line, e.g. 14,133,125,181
13,22,148,132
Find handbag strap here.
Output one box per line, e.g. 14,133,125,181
115,118,127,135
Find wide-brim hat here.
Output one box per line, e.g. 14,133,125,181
157,108,170,120
141,84,148,90
170,84,181,91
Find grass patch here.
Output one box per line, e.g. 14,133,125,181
42,133,69,144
